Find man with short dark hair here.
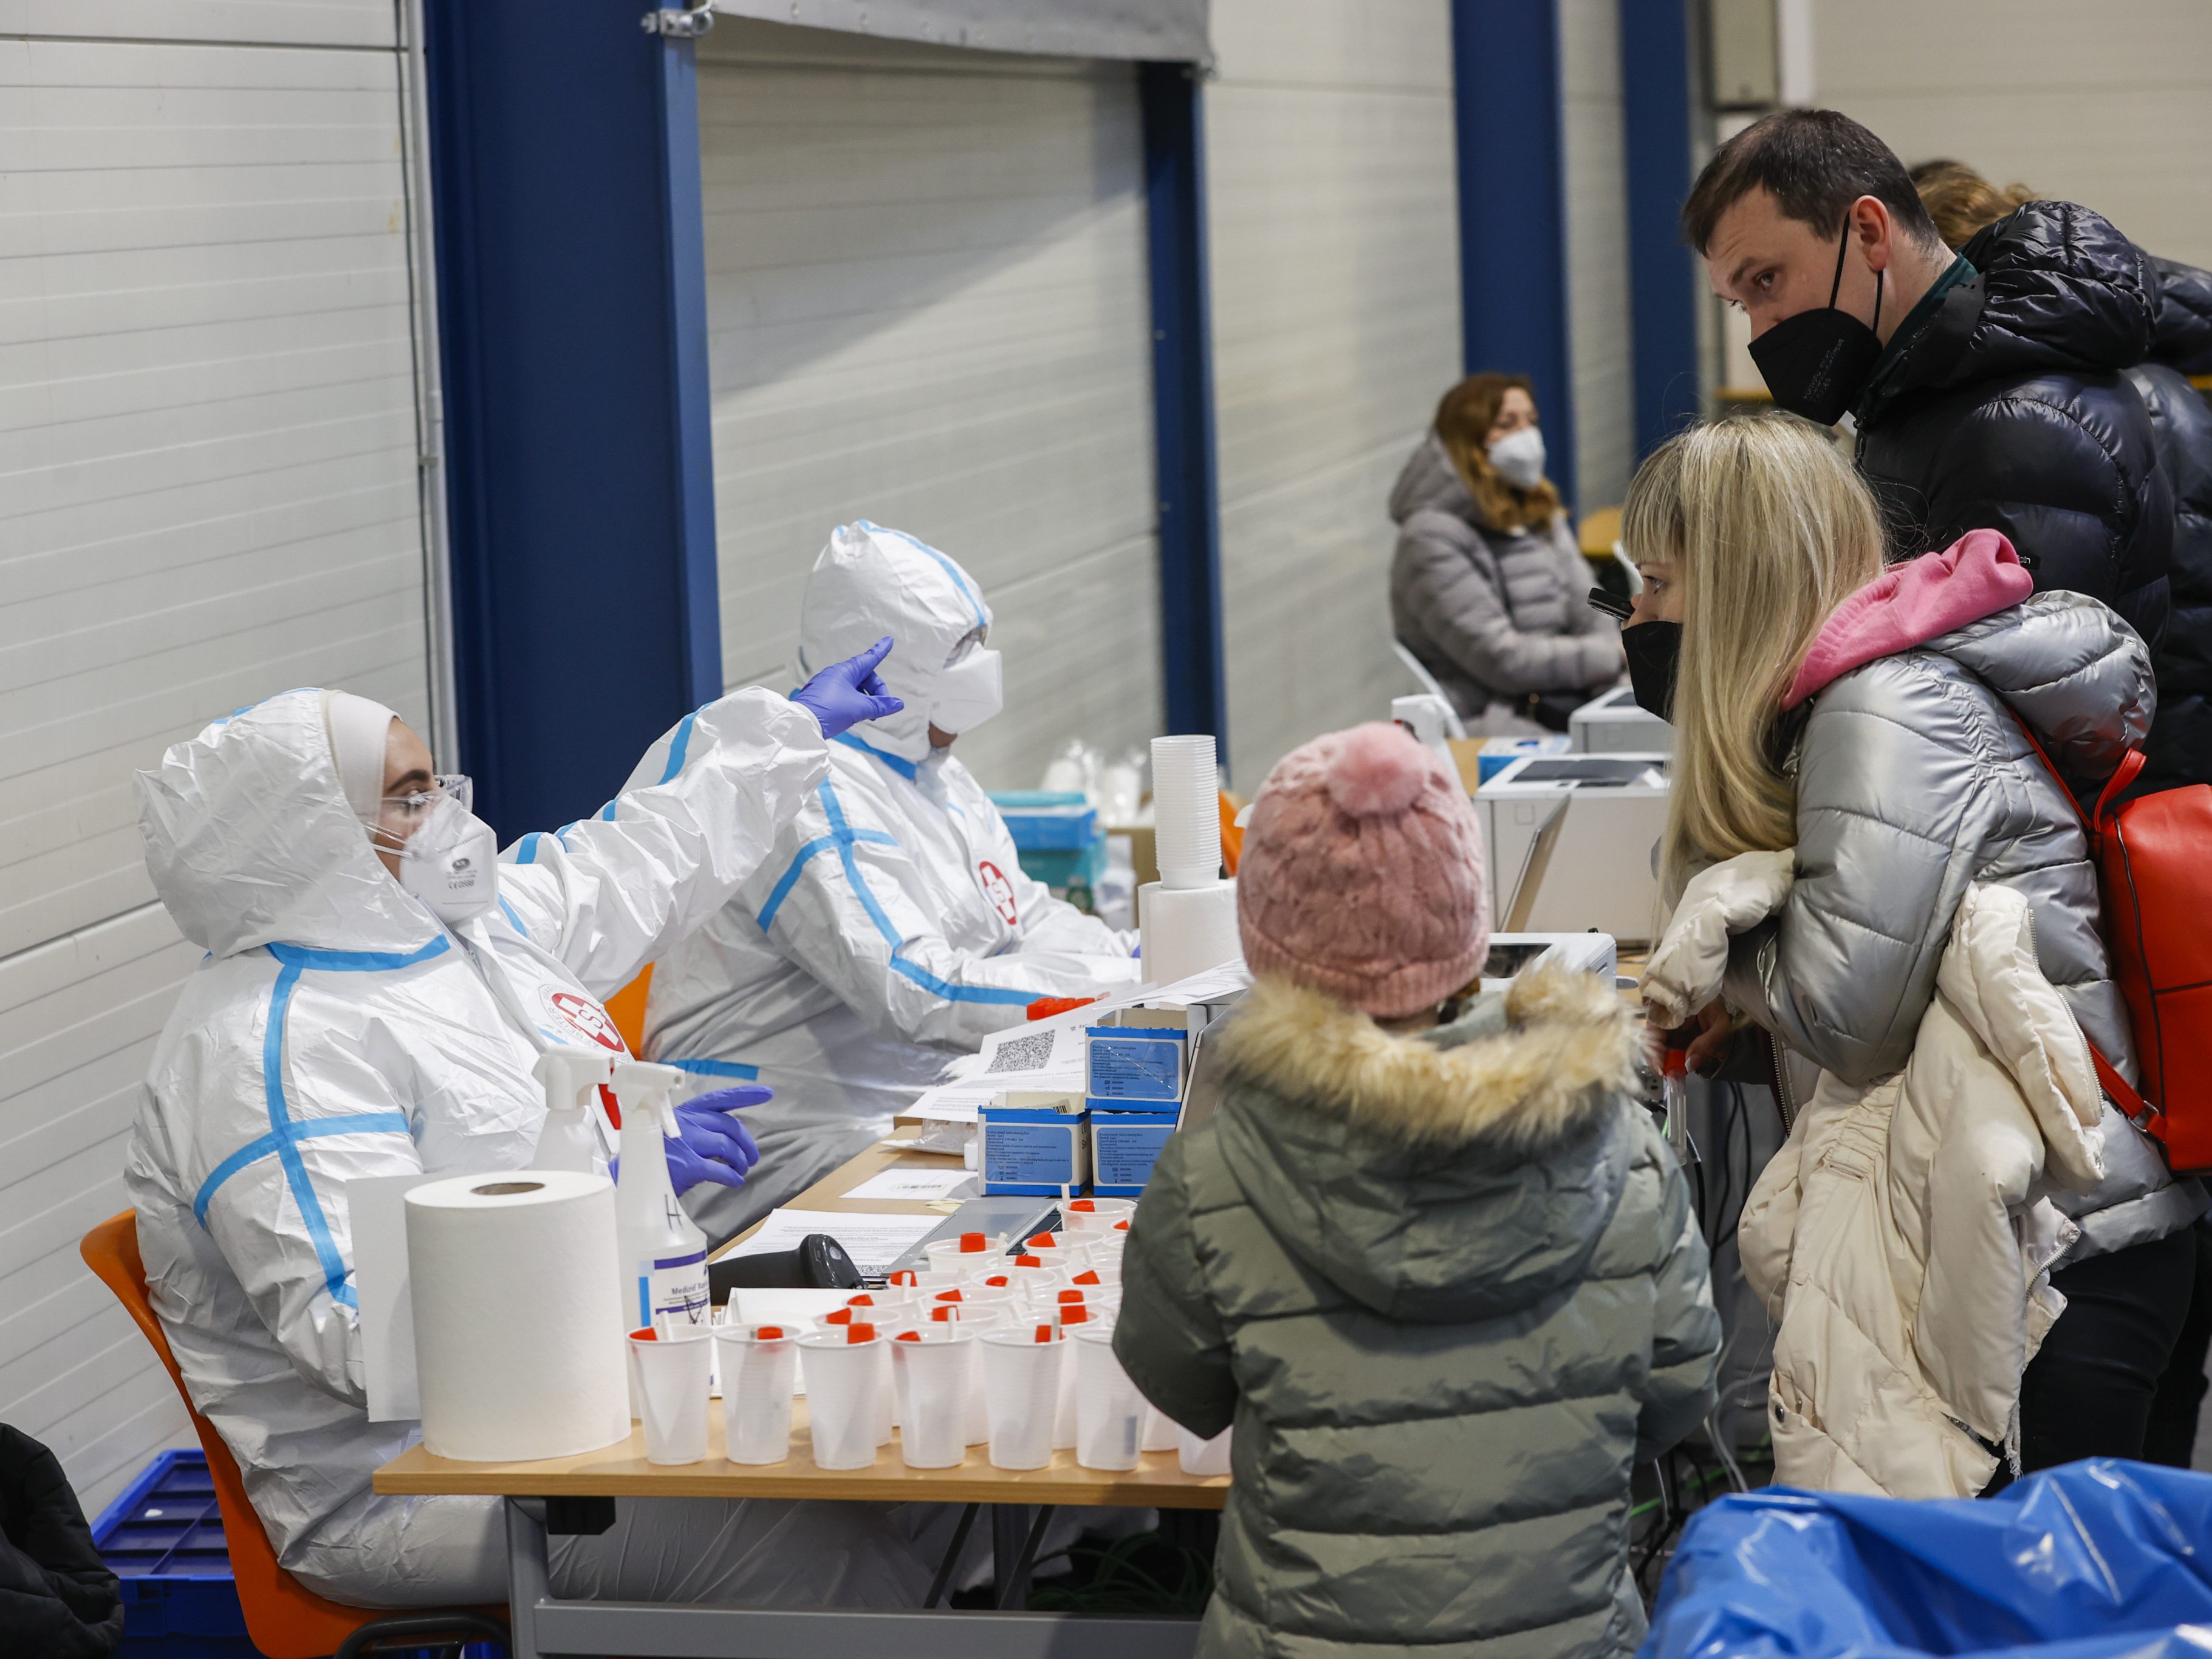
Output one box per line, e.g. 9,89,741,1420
1684,108,2173,652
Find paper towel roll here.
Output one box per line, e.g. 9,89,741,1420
405,1170,630,1462
1139,879,1240,987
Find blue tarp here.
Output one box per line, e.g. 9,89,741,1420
1642,1460,2212,1657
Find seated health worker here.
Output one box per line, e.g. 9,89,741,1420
1622,413,2202,1475
1389,372,1623,734
123,653,947,1610
1114,721,1719,1659
645,522,1142,1242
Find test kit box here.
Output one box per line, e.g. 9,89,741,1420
1085,1022,1187,1108
980,1090,1090,1196
1092,1109,1178,1197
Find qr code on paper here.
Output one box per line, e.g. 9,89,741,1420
985,1030,1056,1074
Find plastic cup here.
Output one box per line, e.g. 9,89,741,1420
1179,1422,1233,1476
892,1330,974,1469
714,1324,798,1465
883,1268,924,1289
800,1325,883,1470
1140,1402,1179,1454
1074,1326,1144,1471
926,1231,1005,1274
628,1326,712,1465
1050,1305,1098,1448
1063,1197,1137,1233
982,1325,1063,1470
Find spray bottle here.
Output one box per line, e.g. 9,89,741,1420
611,1060,710,1339
530,1048,611,1174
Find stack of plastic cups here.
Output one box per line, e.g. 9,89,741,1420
1074,1325,1145,1471
892,1329,973,1469
714,1324,798,1465
800,1325,883,1470
1151,734,1222,891
982,1322,1063,1470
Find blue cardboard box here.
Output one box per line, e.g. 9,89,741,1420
1092,1109,1178,1197
981,1092,1090,1196
1086,1025,1186,1104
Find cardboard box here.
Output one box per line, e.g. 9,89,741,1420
1085,1024,1187,1106
1091,1109,1179,1198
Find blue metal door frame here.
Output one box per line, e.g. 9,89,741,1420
1451,0,1578,511
1139,61,1227,750
1619,0,1702,457
423,0,721,840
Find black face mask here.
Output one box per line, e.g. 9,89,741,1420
1747,223,1884,425
1623,620,1682,722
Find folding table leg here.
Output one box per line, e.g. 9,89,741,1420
990,1503,1030,1610
505,1497,551,1659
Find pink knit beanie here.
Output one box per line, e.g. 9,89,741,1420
1236,722,1488,1018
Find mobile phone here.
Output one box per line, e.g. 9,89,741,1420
1587,585,1635,621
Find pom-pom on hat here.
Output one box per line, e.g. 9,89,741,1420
1236,722,1488,1018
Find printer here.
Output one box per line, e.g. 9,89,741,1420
1569,685,1674,754
1475,753,1668,945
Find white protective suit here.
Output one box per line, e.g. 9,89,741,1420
123,687,936,1608
645,523,1141,1240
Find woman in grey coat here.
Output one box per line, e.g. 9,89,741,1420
1389,374,1623,732
1626,413,2201,1477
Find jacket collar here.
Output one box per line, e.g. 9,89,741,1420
1214,967,1640,1157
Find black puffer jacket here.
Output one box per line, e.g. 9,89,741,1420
1854,202,2173,652
2135,257,2212,789
0,1425,123,1657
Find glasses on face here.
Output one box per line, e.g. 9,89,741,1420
369,775,471,850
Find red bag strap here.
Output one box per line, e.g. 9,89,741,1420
2088,1041,2159,1129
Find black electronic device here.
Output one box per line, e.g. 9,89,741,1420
707,1234,861,1304
1587,585,1635,621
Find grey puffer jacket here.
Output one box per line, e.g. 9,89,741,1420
1388,435,1621,720
1114,970,1719,1659
1724,590,2204,1260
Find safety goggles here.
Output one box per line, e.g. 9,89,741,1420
368,775,473,848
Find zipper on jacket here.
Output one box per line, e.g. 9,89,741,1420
1764,1029,1799,1131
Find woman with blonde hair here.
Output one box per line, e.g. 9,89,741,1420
1389,373,1622,733
1626,411,2200,1476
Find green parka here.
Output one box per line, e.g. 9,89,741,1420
1113,968,1719,1659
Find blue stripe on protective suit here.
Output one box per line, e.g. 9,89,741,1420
191,937,446,1309
857,519,985,629
659,711,698,784
815,780,1038,1006
668,1058,760,1080
497,895,529,937
833,732,919,781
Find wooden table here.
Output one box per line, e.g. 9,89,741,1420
375,1140,1225,1659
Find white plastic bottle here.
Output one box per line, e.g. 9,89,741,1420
611,1061,710,1338
529,1048,611,1174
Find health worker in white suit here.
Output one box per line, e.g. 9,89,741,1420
645,522,1143,1242
123,653,947,1610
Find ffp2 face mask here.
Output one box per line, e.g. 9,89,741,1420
1747,222,1885,426
1487,426,1547,491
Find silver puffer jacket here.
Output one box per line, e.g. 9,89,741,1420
1724,590,2204,1260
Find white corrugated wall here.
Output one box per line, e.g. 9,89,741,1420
1205,0,1463,788
0,4,434,1517
696,21,1162,791
1805,0,2212,270
1561,0,1635,512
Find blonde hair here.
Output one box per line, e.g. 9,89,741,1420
1908,157,2037,252
1621,415,1886,897
1434,373,1563,534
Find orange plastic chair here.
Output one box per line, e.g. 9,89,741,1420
81,1211,507,1659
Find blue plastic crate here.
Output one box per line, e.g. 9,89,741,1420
988,791,1098,850
91,1449,502,1657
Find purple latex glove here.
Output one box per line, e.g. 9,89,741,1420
613,1085,768,1195
790,637,904,741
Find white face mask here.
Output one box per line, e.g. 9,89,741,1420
398,794,499,922
931,646,1003,734
1487,426,1546,491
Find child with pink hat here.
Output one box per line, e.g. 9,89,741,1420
1112,721,1717,1659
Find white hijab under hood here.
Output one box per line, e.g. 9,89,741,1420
135,688,439,960
795,521,993,765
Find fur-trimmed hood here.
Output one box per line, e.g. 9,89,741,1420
1206,968,1648,1324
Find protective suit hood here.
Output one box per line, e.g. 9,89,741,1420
135,688,438,960
795,521,993,764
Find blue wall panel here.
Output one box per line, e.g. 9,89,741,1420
1451,0,1578,510
425,1,721,840
1139,61,1227,747
1619,0,1702,457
